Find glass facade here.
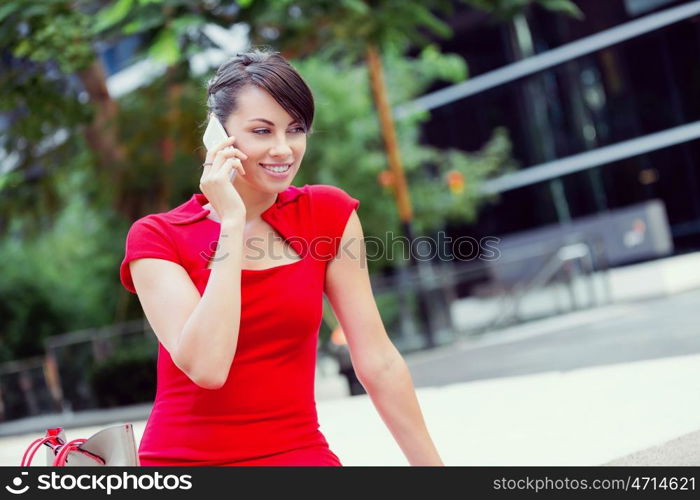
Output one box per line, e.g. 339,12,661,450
421,0,700,251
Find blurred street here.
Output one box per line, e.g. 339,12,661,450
2,287,699,466
408,287,700,387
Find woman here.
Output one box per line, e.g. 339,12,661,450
119,48,443,466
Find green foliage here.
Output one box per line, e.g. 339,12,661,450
115,72,207,212
0,1,95,74
88,341,156,407
293,46,513,271
93,0,137,32
0,276,67,363
148,26,180,65
241,0,581,58
536,0,584,19
0,74,92,231
0,153,126,362
244,0,457,57
92,0,232,66
466,0,583,20
0,2,96,231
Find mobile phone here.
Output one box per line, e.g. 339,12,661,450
203,114,237,181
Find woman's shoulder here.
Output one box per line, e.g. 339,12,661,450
120,209,189,295
304,183,355,200
280,184,359,221
302,184,360,212
127,195,209,233
300,184,360,246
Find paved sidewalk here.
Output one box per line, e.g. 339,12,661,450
2,352,699,466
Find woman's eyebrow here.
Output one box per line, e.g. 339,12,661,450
248,118,298,126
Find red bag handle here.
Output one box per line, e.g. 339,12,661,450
21,428,64,466
21,428,106,466
52,438,87,466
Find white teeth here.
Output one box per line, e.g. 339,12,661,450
263,165,290,173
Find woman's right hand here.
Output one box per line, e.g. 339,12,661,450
199,135,248,222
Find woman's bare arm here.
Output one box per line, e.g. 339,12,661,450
130,218,245,389
325,211,444,465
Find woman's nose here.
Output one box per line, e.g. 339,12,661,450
269,136,293,157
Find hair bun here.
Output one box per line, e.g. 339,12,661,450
237,53,254,66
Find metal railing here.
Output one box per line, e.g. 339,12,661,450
485,240,607,331
369,235,612,348
0,319,156,422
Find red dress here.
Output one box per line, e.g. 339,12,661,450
119,184,360,466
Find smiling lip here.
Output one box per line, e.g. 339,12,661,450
260,163,292,178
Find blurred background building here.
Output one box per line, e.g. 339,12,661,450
417,0,699,254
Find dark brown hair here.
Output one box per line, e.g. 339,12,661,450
205,48,314,134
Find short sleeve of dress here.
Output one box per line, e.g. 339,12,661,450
309,185,360,262
119,216,180,294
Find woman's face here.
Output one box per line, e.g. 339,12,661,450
223,85,307,195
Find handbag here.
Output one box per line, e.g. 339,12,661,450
21,423,140,466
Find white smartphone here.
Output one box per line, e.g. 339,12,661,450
203,114,237,181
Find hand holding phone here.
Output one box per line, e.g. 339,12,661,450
200,115,248,222
203,115,238,182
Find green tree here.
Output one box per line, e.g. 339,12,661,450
1,0,250,226
0,149,124,361
0,1,126,229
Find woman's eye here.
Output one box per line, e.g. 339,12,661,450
252,128,305,135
